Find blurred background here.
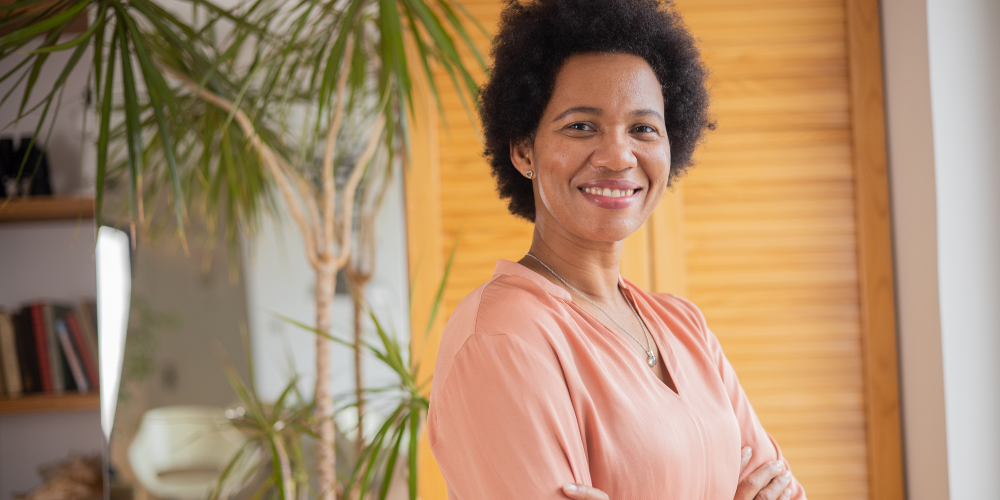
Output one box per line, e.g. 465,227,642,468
0,0,996,499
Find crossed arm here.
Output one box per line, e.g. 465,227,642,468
563,445,796,500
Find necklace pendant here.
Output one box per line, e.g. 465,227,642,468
647,351,657,367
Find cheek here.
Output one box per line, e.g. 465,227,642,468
642,148,672,189
535,145,578,196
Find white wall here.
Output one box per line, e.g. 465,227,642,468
880,0,950,497
0,410,103,499
0,23,100,497
926,0,1000,497
242,170,410,436
0,38,93,197
882,0,1000,498
0,222,102,498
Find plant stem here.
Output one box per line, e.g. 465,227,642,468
315,262,336,500
353,293,365,458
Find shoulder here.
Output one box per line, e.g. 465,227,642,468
622,278,708,331
431,273,570,395
644,291,709,330
622,282,719,350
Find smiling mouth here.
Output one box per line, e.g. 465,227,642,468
580,187,639,198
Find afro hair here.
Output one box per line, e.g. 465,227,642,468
478,0,713,222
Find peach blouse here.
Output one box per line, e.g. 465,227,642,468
427,260,806,499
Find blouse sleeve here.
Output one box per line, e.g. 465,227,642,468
702,324,808,500
427,332,591,500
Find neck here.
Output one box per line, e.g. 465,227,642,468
520,217,624,305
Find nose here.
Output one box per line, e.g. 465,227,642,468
590,128,637,171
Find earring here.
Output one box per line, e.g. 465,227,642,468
525,170,534,179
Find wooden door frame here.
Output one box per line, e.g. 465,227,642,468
846,0,906,498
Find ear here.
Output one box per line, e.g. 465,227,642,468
509,139,534,177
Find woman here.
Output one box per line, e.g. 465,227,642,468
427,0,806,499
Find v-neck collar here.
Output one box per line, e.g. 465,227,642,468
495,259,680,397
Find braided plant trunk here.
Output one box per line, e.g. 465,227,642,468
161,58,384,500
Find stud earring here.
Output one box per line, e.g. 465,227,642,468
525,170,534,179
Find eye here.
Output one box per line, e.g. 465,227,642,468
633,125,658,134
566,122,595,132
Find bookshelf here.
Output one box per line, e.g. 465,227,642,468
1,198,100,417
0,196,104,496
0,393,100,414
0,196,95,223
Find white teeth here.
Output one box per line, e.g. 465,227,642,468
582,187,637,198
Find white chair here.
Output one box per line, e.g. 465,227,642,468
127,406,257,499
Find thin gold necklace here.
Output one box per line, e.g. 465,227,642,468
525,253,657,368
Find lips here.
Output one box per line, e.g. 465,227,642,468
577,180,642,209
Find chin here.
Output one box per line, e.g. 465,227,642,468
571,213,645,243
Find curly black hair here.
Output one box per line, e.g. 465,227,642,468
479,0,713,222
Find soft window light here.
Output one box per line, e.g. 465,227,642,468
96,226,131,440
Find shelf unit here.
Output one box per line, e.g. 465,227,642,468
0,196,95,223
0,393,100,414
1,197,99,416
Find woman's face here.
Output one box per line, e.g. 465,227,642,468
512,52,671,244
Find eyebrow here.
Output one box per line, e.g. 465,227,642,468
552,106,602,122
551,106,665,123
629,108,665,123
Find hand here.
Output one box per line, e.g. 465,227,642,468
734,446,794,500
561,483,609,500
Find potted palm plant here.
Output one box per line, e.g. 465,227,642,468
1,1,484,498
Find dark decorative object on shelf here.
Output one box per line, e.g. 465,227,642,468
0,138,14,197
0,136,53,198
19,137,53,196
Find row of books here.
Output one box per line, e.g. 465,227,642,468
0,301,99,398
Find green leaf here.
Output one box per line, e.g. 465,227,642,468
210,441,249,500
0,0,87,46
120,7,188,240
0,0,54,14
25,15,100,54
91,6,107,101
379,415,408,500
357,406,404,498
445,0,492,41
114,8,144,225
408,407,420,500
95,25,117,221
435,0,488,70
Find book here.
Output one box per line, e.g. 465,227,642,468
13,308,41,394
29,304,53,393
55,319,88,393
41,304,65,394
0,311,22,397
76,302,99,366
65,312,98,389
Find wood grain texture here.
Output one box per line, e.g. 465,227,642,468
405,40,449,500
408,1,902,499
650,185,687,295
0,393,99,414
672,0,880,497
0,197,94,223
844,0,906,498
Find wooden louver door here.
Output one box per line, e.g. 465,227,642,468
406,1,904,499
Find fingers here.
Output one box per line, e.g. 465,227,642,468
562,483,610,500
733,460,784,500
753,470,793,500
740,446,752,475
